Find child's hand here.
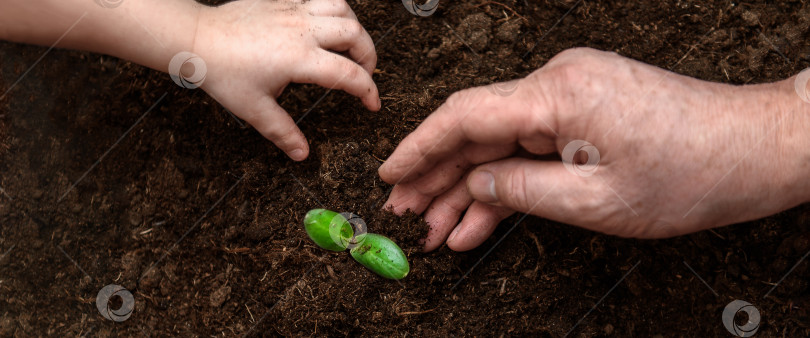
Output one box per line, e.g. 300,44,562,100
2,0,377,161
194,0,380,161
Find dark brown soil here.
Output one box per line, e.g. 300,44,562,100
1,0,810,336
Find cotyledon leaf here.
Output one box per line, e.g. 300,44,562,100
303,209,353,251
350,233,410,280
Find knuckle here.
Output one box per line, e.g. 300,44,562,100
418,181,445,197
444,91,464,107
568,186,610,222
344,20,364,38
342,61,361,80
258,120,283,139
246,110,292,142
238,106,264,126
547,47,616,67
367,51,378,69
544,47,608,80
544,57,591,87
444,89,479,110
551,47,599,62
528,47,619,115
332,0,353,15
261,123,298,145
506,166,531,211
572,187,648,237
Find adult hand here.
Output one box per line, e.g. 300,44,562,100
195,0,380,161
379,48,810,252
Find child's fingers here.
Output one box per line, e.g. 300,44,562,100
312,17,376,75
243,95,310,161
295,49,380,110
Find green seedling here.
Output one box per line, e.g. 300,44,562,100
350,233,409,280
303,209,353,251
303,209,410,280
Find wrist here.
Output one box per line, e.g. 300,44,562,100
776,73,810,205
711,78,810,220
739,76,810,210
111,0,203,72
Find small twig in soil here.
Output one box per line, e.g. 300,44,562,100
138,292,157,306
370,154,385,163
511,252,525,270
245,304,255,323
397,307,438,316
253,202,261,227
223,247,251,254
671,28,714,69
475,1,528,23
526,230,544,257
707,228,726,240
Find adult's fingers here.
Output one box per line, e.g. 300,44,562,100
423,176,473,252
294,49,380,110
408,142,518,194
382,142,516,216
445,201,514,252
307,0,357,19
311,17,376,75
466,157,604,227
378,84,556,185
384,183,432,215
242,95,310,161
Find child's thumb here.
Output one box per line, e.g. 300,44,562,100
248,96,310,161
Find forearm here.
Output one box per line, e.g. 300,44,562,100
0,0,201,73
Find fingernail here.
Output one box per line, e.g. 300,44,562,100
468,170,497,203
289,148,306,161
448,226,461,243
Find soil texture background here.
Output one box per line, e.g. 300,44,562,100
1,0,810,336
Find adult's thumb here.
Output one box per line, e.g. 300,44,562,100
466,158,593,222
